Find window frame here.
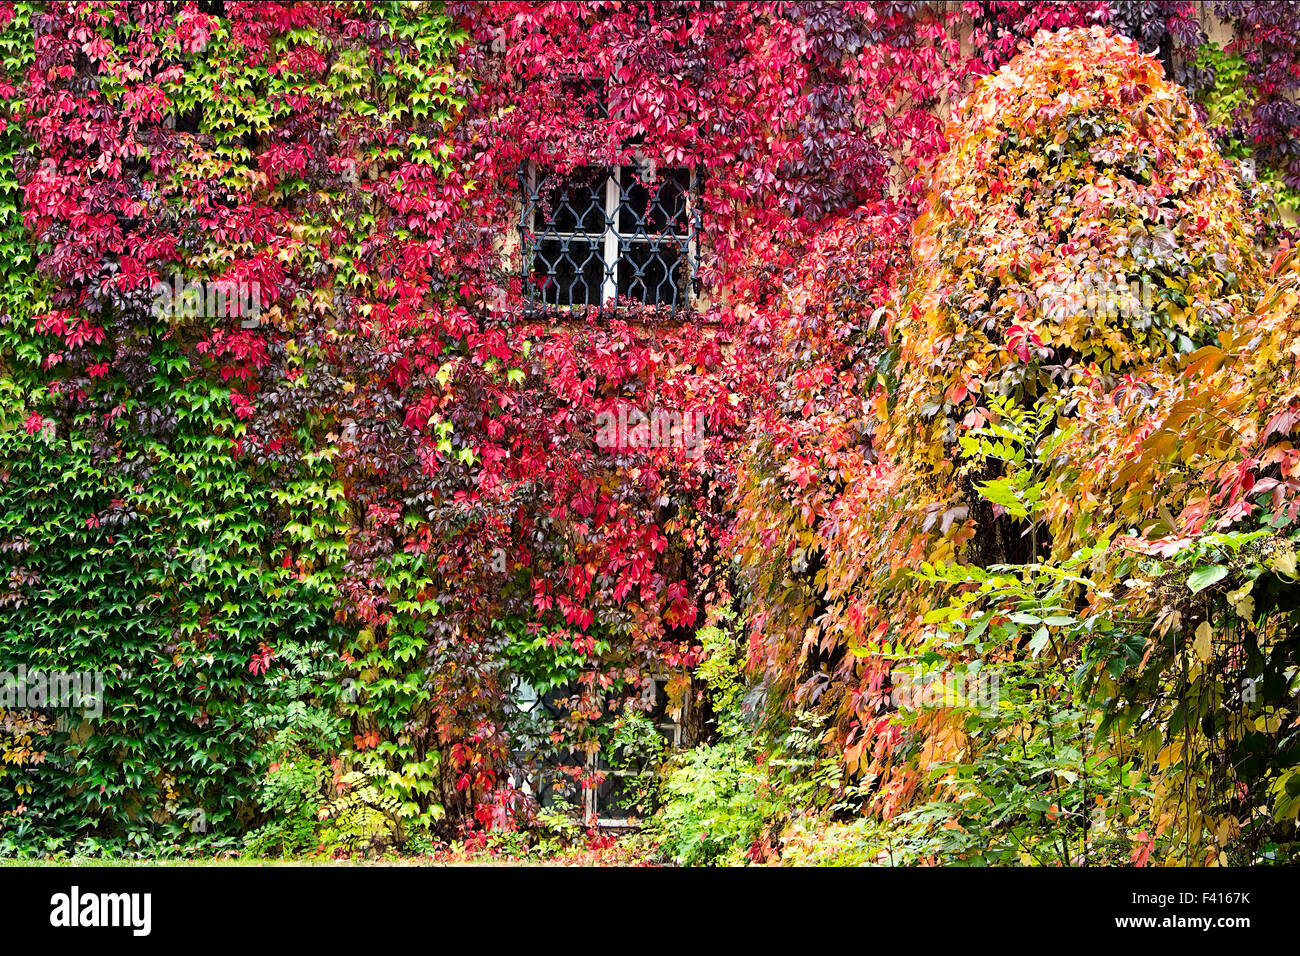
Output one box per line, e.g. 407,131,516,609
518,160,701,315
507,672,687,827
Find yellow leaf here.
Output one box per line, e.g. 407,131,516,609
1194,620,1212,663
1227,582,1254,621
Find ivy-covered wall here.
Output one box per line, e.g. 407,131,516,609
1,1,1299,863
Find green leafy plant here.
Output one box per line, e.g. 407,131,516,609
892,394,1149,864
244,731,330,858
606,705,669,819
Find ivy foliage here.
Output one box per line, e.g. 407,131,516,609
5,3,1300,866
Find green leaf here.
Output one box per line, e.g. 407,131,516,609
1187,564,1227,594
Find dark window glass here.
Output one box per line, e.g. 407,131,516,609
617,166,691,236
522,164,696,313
529,237,606,307
532,167,608,234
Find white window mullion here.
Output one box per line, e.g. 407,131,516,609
686,168,698,301
601,169,620,306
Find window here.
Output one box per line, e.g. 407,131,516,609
519,163,698,313
508,674,686,826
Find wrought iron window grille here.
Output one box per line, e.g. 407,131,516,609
508,674,685,826
519,161,701,317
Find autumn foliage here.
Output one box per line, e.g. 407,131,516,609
1,2,1300,865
